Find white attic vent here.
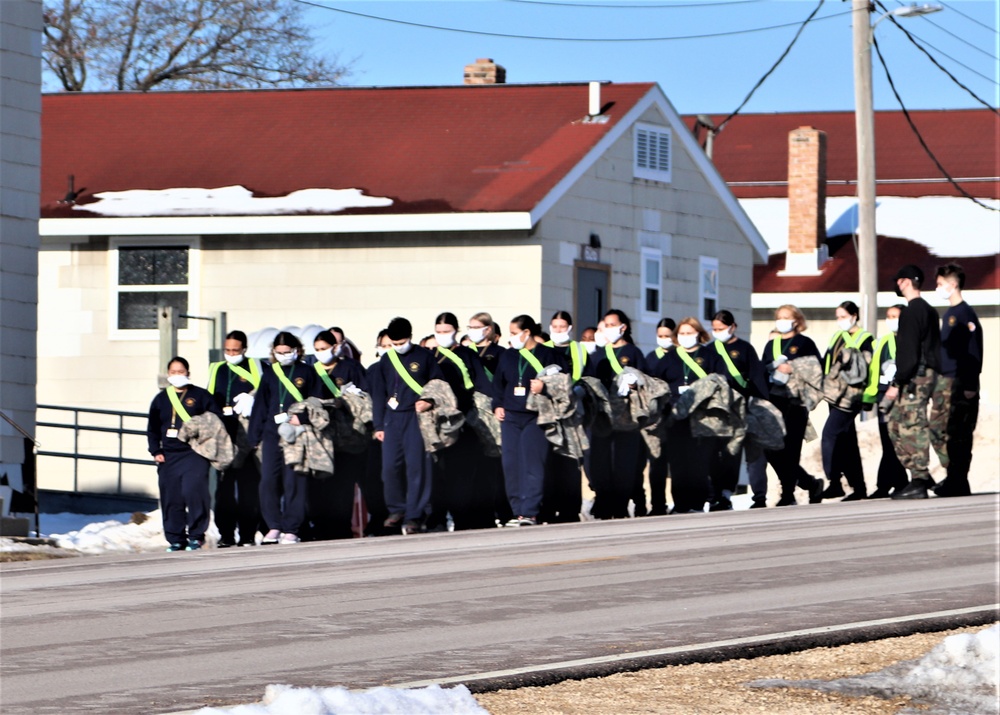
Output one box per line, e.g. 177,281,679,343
634,123,672,182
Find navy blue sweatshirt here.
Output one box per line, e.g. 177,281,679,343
248,360,322,446
370,345,445,431
314,357,370,399
594,343,647,388
491,343,567,413
475,342,506,382
715,337,769,398
762,333,821,399
147,385,222,456
434,344,491,413
648,344,724,399
940,301,983,391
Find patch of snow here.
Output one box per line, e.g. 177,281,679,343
75,186,393,217
750,624,1000,715
193,683,488,715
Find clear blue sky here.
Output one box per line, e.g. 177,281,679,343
300,0,999,114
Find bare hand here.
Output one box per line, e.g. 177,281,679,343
288,414,301,426
415,399,432,413
154,454,165,463
885,385,899,401
777,363,793,375
529,378,543,395
494,407,505,422
374,430,385,442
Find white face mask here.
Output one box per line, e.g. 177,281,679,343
167,374,190,388
509,331,528,350
550,329,571,346
224,353,244,365
435,331,456,349
602,325,623,345
935,285,954,300
315,347,335,365
656,336,673,350
775,319,795,334
581,340,597,355
467,327,487,344
677,333,699,350
392,340,413,355
274,351,297,367
886,318,899,333
712,329,732,343
836,317,856,332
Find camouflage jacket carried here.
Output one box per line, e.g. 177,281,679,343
330,385,374,454
770,355,825,412
744,396,787,462
416,379,465,454
283,397,338,477
465,391,502,458
177,412,235,471
526,371,588,460
823,348,872,412
672,373,747,456
578,370,672,457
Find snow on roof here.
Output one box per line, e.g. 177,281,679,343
76,186,392,217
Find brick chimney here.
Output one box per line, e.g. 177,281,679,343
463,58,506,85
781,126,828,276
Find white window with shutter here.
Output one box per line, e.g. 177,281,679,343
634,123,672,182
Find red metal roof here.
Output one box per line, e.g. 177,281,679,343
753,235,1000,293
41,83,655,218
682,109,1000,199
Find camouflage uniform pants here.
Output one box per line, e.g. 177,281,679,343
928,374,952,469
887,370,939,480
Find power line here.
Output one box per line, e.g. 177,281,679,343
902,27,1000,85
872,34,999,212
917,15,1000,61
504,0,765,8
938,0,999,33
715,0,826,132
296,0,850,42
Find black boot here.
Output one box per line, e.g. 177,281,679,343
891,477,934,500
932,478,971,497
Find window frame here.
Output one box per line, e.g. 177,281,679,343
108,236,200,341
640,247,663,322
699,255,719,323
633,122,673,183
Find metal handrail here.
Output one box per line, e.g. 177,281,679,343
36,404,155,493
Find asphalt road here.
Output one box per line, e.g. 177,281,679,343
1,495,997,714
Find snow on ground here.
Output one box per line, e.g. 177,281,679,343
192,683,487,715
751,624,1000,715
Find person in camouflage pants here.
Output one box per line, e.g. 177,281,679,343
888,372,946,481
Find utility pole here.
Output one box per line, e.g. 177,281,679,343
853,0,879,336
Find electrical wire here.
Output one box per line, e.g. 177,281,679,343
714,0,825,131
295,0,850,42
872,34,999,212
901,28,1000,85
504,0,765,8
938,0,999,33
917,15,1000,61
875,0,1000,109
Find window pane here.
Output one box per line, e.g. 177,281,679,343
636,130,649,169
119,247,188,286
644,257,659,285
703,298,717,322
702,267,718,298
646,287,659,313
118,291,188,329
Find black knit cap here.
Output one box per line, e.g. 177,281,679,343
386,317,412,340
894,264,924,287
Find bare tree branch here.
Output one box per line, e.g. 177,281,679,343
42,0,351,91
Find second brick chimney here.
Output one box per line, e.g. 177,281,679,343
781,126,828,276
464,58,506,85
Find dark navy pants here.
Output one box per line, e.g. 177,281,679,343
158,448,211,545
876,411,908,492
382,409,432,522
306,449,362,540
589,431,643,519
821,406,866,495
259,429,308,535
765,397,819,499
215,458,261,545
500,410,549,519
666,419,713,512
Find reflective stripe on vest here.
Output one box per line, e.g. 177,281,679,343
569,341,586,382
677,347,708,380
271,362,304,403
208,358,260,394
714,340,748,389
604,344,624,375
166,388,192,423
519,348,544,374
863,333,896,403
437,347,474,390
825,330,872,374
314,362,342,397
387,349,424,396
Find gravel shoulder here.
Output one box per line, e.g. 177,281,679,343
474,626,994,715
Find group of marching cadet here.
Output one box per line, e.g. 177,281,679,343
147,263,982,551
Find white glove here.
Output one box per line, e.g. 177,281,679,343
539,364,563,377
771,370,790,385
232,392,255,416
343,382,365,396
883,363,897,381
277,422,305,444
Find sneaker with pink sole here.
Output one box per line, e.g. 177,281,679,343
278,533,300,544
261,529,281,544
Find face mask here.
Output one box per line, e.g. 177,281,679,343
509,331,528,350
836,318,856,332
594,331,608,348
275,351,297,367
550,329,571,346
935,285,954,301
656,337,673,350
677,333,699,350
392,341,412,355
315,347,335,365
581,340,597,355
894,281,905,298
602,326,623,345
712,329,732,343
467,327,487,344
435,331,456,349
886,318,899,333
775,319,795,334
167,374,190,388
224,353,244,365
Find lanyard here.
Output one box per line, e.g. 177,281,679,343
314,362,342,397
604,344,625,375
387,349,424,396
166,388,191,424
678,347,708,381
272,362,303,409
517,348,544,384
437,347,474,390
714,340,748,389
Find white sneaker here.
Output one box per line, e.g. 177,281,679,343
278,533,300,544
262,529,281,544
